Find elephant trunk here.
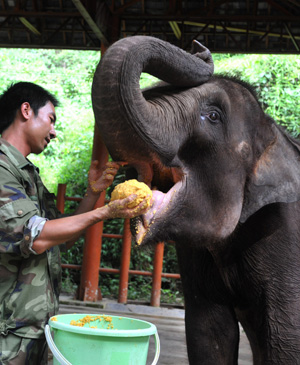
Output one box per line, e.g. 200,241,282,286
92,36,214,164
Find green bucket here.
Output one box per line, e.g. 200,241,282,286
45,313,160,365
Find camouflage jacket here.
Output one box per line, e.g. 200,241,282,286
0,138,62,339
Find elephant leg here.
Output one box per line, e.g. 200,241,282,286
176,243,239,364
185,299,239,364
237,304,300,365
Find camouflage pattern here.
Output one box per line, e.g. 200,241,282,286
0,138,62,341
0,333,48,364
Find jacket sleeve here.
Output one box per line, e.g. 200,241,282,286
0,165,40,257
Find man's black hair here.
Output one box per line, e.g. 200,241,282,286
0,82,59,134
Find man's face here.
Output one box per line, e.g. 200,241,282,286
26,101,57,154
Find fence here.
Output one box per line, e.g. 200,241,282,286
56,183,180,307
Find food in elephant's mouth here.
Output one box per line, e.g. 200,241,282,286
110,176,183,245
110,179,152,208
133,181,182,245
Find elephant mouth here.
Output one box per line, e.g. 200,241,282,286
132,179,183,245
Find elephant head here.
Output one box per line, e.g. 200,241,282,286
92,36,300,248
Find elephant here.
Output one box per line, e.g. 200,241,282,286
92,35,300,364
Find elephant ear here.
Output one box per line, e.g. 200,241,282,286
240,123,300,223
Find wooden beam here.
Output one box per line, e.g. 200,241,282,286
169,21,181,39
284,22,300,51
180,20,300,41
265,0,294,16
114,0,142,15
18,17,41,35
71,0,108,46
285,0,300,7
0,10,81,17
119,13,300,22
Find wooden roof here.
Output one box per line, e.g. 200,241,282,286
0,0,299,53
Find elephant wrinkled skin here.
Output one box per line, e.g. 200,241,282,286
92,36,300,364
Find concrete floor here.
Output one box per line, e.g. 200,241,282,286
48,295,253,364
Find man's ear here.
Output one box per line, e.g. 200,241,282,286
20,102,33,121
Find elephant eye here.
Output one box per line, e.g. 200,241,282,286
208,111,220,123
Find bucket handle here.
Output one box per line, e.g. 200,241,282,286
45,324,160,365
151,331,160,365
45,324,71,365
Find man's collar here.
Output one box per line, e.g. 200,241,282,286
0,137,32,169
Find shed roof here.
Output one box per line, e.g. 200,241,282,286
0,0,299,53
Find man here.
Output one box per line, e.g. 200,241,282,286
0,82,149,364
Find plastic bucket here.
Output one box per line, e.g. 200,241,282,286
45,313,160,365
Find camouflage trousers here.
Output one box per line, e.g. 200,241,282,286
0,333,48,365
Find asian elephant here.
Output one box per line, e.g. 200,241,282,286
92,36,300,364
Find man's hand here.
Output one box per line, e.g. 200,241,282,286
87,160,126,195
103,194,152,219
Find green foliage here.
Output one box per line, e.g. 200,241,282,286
1,48,299,305
0,48,100,194
140,73,160,89
213,53,300,137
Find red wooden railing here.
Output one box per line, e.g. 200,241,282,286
56,183,180,307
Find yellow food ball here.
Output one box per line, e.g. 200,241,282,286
111,179,152,208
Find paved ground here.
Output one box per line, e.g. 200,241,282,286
48,296,253,364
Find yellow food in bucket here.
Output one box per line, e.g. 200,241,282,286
111,179,152,208
69,315,114,329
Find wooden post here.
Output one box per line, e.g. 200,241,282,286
56,183,66,213
79,126,109,301
150,242,165,307
78,42,109,302
118,219,132,303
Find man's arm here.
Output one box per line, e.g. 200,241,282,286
32,194,149,254
32,160,151,254
67,160,132,249
59,160,121,249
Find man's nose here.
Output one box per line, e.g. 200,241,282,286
50,125,56,139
